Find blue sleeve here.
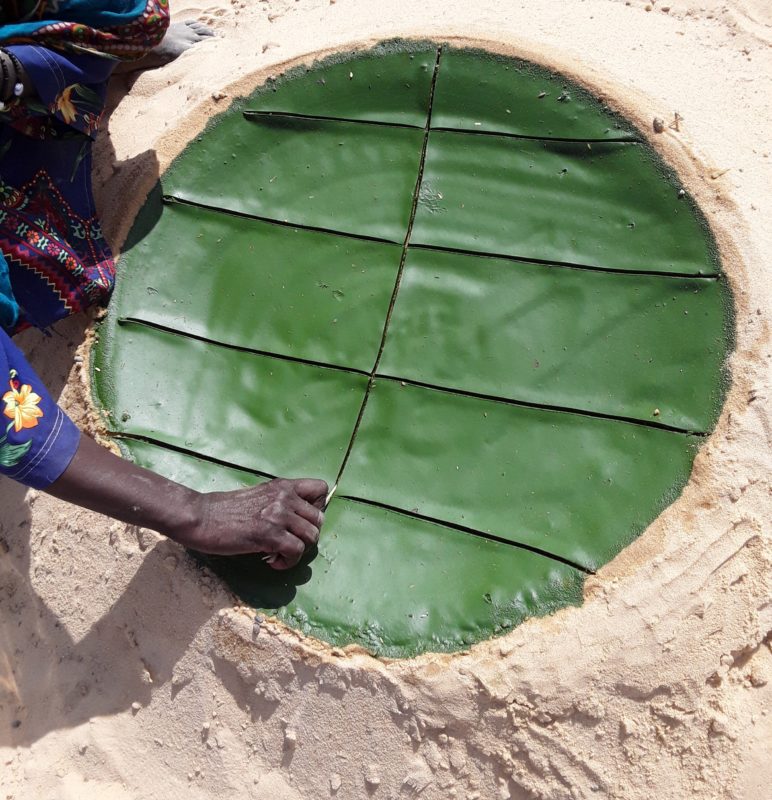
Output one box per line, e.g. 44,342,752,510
6,44,113,138
0,327,80,489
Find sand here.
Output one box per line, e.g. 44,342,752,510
1,1,771,798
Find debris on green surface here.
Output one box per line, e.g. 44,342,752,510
93,42,731,657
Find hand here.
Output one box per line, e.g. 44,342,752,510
48,434,327,570
182,478,329,569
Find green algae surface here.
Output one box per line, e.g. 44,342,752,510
93,43,731,657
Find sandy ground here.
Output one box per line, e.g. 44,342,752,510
1,1,771,798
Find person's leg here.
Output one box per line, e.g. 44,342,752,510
114,20,215,74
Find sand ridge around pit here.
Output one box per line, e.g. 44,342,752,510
1,1,770,798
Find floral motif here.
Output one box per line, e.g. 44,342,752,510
54,85,77,125
0,371,42,468
3,375,44,432
50,83,103,134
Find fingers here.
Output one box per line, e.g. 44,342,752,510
270,556,297,572
291,478,329,507
292,496,324,530
287,511,320,546
271,533,305,570
240,478,329,567
264,511,319,569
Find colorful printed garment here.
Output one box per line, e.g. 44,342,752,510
0,330,79,488
0,0,169,334
0,0,169,488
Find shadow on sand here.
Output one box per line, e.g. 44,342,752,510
0,77,193,747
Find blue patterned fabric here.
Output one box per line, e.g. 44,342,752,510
0,1,168,335
0,2,154,41
0,1,168,488
0,44,115,333
0,327,80,488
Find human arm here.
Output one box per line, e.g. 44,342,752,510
47,433,327,568
0,328,326,568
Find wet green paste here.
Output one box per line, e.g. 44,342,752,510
93,43,731,657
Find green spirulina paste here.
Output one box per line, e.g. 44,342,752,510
94,42,731,657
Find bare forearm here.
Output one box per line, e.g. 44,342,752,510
46,433,328,566
47,433,202,540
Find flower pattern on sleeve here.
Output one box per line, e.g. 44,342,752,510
1,368,43,467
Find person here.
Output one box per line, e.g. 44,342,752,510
0,1,328,569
